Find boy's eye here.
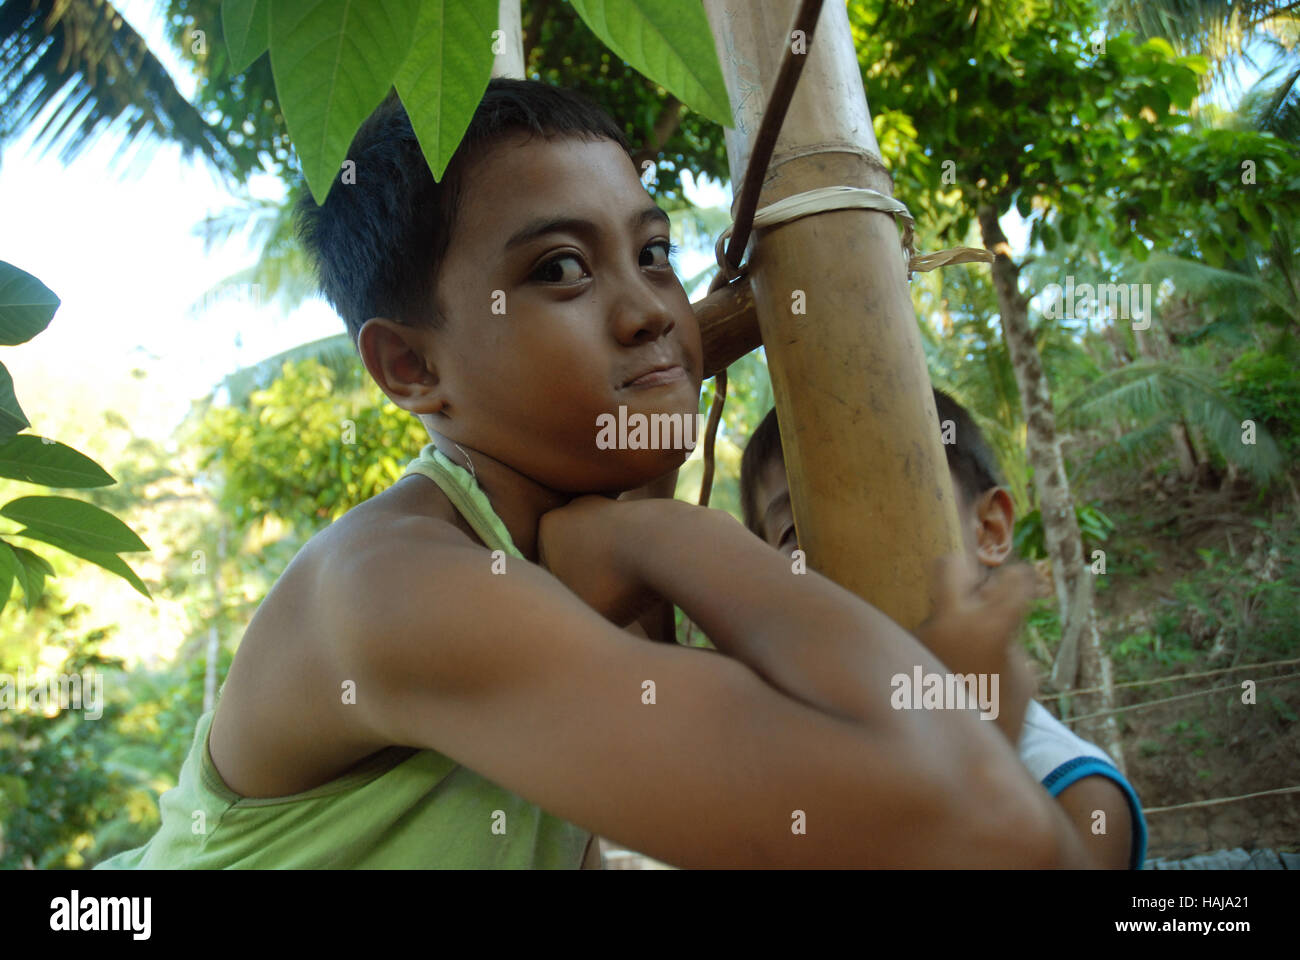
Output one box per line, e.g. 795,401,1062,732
533,254,587,284
532,241,676,284
642,240,676,269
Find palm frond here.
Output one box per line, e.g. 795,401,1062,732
1233,60,1300,142
1062,358,1284,481
0,0,239,176
1105,1,1289,55
217,334,364,410
191,195,319,315
1080,415,1180,475
1134,253,1296,325
1063,360,1182,426
1190,387,1284,480
1105,0,1300,93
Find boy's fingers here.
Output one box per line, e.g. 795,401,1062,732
991,563,1038,609
930,552,978,613
979,564,1037,631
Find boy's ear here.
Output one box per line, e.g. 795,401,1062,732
973,486,1015,567
357,316,448,415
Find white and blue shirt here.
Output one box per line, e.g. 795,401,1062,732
1017,701,1149,869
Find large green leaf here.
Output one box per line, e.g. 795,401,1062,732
0,436,115,488
271,0,423,203
393,0,497,181
9,543,54,611
11,528,151,600
0,496,149,554
0,362,29,440
0,540,16,618
0,261,60,346
568,0,732,128
223,0,271,73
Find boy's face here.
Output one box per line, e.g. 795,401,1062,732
752,452,1014,568
411,133,703,493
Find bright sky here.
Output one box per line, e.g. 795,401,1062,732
0,2,1277,455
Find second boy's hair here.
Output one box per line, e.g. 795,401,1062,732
295,79,634,348
740,389,1006,537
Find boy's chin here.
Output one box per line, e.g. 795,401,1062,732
586,447,691,495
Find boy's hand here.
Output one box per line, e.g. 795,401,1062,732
914,554,1038,743
537,495,670,629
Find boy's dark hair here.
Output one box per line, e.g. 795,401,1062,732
739,389,1006,537
296,79,633,348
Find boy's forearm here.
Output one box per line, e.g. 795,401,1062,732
627,503,1090,867
630,504,962,728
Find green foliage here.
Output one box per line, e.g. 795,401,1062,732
0,615,127,869
1110,626,1198,672
224,0,734,202
1184,539,1300,659
192,357,428,538
1062,357,1284,484
222,0,270,73
1111,522,1300,683
0,263,151,613
526,1,731,201
164,0,297,179
1013,501,1115,560
913,259,1036,514
394,0,498,187
566,0,731,130
0,592,233,868
1025,595,1063,651
270,0,421,201
1112,540,1160,577
1223,344,1300,457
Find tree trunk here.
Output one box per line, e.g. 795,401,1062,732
978,205,1125,773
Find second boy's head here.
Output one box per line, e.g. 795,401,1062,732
297,80,704,494
740,390,1016,571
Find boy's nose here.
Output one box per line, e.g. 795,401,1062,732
611,292,677,346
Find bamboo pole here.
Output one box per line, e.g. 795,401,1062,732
701,0,965,629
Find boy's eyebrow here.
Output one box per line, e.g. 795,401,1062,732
503,205,670,252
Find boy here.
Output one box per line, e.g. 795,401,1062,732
97,80,1091,869
740,393,1148,869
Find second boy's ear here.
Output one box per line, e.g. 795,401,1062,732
357,316,450,417
973,487,1016,567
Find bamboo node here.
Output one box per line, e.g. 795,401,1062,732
714,185,995,281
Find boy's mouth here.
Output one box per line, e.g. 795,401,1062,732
619,363,687,389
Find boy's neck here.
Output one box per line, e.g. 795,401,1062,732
431,437,569,561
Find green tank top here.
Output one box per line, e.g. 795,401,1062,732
95,443,594,869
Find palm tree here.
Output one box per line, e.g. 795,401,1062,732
1105,0,1299,64
0,0,240,175
192,192,320,316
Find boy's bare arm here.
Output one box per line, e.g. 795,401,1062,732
554,498,1033,742
320,508,1087,868
1056,775,1134,869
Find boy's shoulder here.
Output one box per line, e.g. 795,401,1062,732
305,475,488,594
